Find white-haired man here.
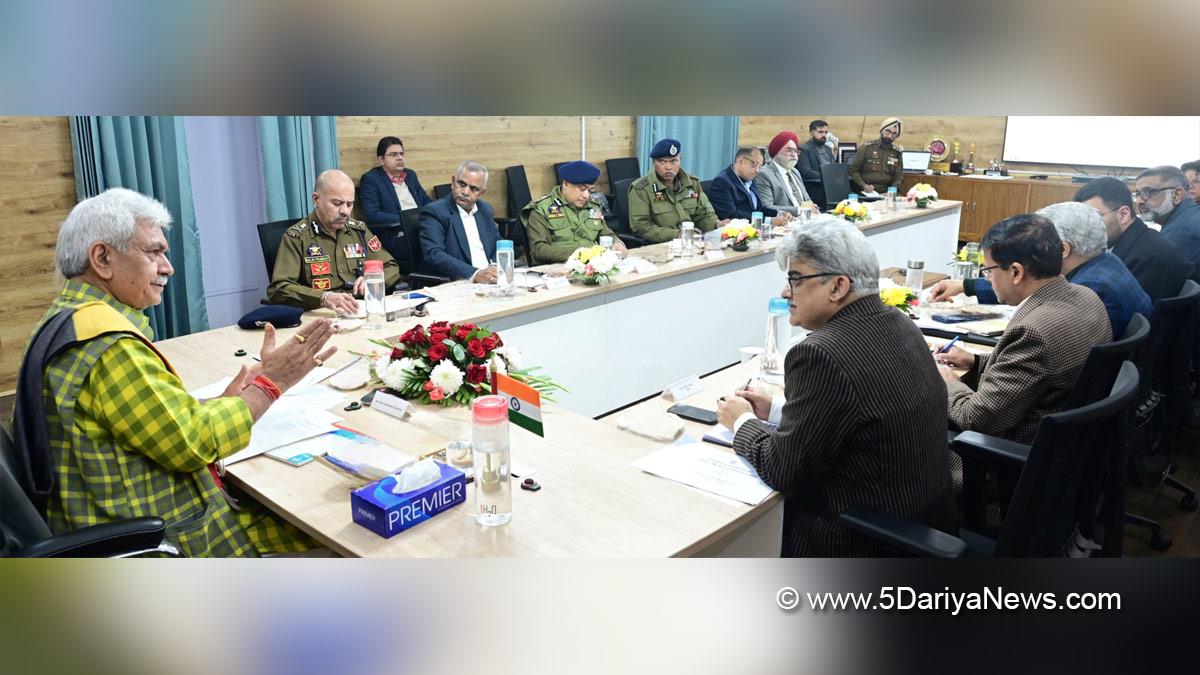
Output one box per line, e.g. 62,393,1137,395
716,216,956,556
13,188,337,557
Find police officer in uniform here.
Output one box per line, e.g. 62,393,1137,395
849,117,904,194
628,138,721,244
522,160,629,265
267,170,402,313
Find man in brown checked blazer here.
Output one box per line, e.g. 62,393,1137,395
935,214,1112,444
716,216,956,557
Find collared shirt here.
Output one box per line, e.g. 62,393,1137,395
457,203,490,269
392,181,418,211
34,280,311,556
771,160,808,208
742,177,759,209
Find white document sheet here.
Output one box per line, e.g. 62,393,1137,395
631,442,773,506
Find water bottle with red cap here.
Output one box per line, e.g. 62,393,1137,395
472,394,512,525
363,259,386,329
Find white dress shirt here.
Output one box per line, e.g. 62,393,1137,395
392,181,419,211
732,395,785,433
457,203,490,271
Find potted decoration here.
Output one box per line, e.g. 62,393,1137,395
832,199,870,223
720,220,759,252
906,183,939,208
879,285,920,316
370,322,565,407
565,245,621,285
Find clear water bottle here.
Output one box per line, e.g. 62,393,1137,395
471,395,511,526
761,297,791,383
886,186,898,211
751,210,765,240
848,193,859,203
363,260,386,329
680,221,696,257
496,239,515,297
906,259,925,293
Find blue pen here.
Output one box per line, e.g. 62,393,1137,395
937,335,962,354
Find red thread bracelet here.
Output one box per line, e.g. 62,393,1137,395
251,375,282,402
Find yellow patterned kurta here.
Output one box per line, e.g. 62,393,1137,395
32,280,314,556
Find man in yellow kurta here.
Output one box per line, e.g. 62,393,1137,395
13,188,339,557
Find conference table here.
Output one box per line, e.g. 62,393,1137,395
156,200,962,557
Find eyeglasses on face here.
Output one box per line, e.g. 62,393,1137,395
980,264,1002,279
1133,185,1180,200
383,151,405,158
786,272,841,290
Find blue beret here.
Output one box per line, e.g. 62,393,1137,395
649,138,681,159
559,160,601,185
238,304,304,330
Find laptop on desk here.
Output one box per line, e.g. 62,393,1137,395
901,150,932,173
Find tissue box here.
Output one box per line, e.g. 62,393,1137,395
351,461,467,538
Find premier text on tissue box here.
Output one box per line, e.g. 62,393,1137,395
351,462,467,537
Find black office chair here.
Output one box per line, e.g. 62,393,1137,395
609,177,646,249
820,163,851,211
1060,313,1149,556
433,183,451,200
605,157,641,188
1,425,173,557
256,219,297,278
840,361,1139,557
1125,280,1200,549
700,180,713,195
378,210,451,290
553,162,569,185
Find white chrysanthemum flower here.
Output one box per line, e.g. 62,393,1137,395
590,252,615,274
370,353,390,378
565,256,585,273
495,346,522,371
430,360,464,395
380,358,416,390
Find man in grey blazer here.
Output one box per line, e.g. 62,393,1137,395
717,216,956,557
936,214,1112,444
754,131,815,216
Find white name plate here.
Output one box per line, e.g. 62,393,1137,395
704,250,726,262
662,374,702,402
371,389,412,420
544,276,570,290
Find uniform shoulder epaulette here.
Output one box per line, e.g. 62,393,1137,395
285,221,307,237
346,219,367,231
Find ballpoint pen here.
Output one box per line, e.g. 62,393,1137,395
937,335,962,354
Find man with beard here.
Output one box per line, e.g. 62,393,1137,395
268,170,402,314
798,120,835,211
849,117,904,195
628,138,721,244
1133,165,1200,280
755,131,815,217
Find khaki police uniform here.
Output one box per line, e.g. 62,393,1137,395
266,211,402,310
849,140,903,192
521,186,620,265
627,168,720,244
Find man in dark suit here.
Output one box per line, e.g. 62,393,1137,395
1075,177,1196,298
936,214,1112,444
358,136,433,225
716,216,956,557
418,160,500,282
797,120,835,212
1133,165,1200,281
707,146,789,225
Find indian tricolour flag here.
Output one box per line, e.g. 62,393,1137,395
494,372,544,437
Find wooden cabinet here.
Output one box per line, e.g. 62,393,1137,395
900,175,1110,242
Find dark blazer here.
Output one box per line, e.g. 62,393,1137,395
707,166,777,220
1158,198,1200,283
1113,218,1197,299
418,193,500,280
358,166,432,225
797,139,834,208
947,277,1112,444
733,295,957,557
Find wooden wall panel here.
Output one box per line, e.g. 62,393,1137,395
0,117,75,392
337,116,636,218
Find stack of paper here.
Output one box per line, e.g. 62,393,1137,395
631,442,773,505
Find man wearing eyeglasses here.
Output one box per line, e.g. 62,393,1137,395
358,136,433,226
1075,177,1196,299
849,117,904,195
707,146,788,223
755,131,816,217
1133,165,1200,278
268,170,403,313
1181,160,1200,206
935,214,1111,444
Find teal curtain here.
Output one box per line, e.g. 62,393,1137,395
636,116,740,183
256,116,340,221
69,116,209,339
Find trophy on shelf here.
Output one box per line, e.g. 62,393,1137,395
964,143,977,175
948,141,963,175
